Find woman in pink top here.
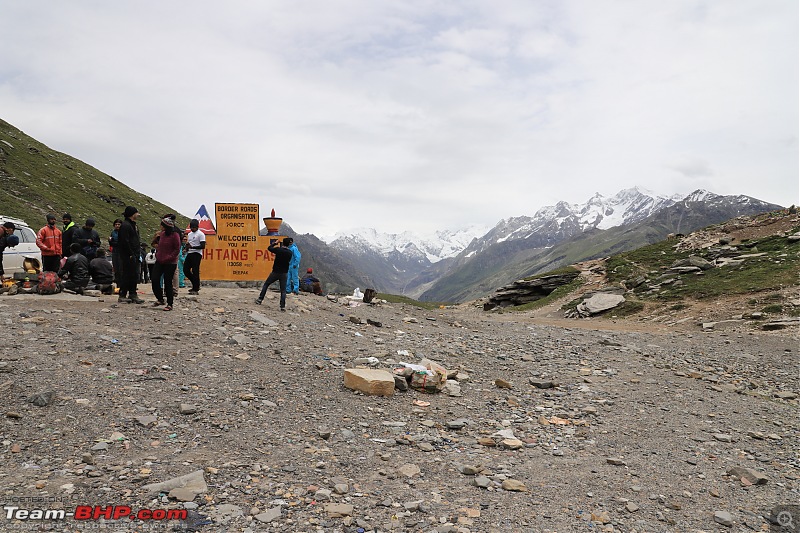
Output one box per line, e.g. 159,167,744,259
151,218,181,310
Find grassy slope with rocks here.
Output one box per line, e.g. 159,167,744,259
0,118,187,239
552,209,800,323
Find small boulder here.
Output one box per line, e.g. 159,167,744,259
344,369,395,396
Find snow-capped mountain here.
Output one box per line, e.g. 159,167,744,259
460,187,682,258
324,188,680,264
322,224,490,264
319,187,781,298
500,186,681,241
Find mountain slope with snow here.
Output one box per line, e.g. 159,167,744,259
323,224,490,264
320,188,782,297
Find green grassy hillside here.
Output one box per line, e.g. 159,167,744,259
0,118,187,239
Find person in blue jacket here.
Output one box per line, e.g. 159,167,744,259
285,238,301,294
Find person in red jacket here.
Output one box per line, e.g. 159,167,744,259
150,218,181,311
36,214,63,272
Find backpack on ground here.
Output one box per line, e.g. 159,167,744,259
37,271,62,295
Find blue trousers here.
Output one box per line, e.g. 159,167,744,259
286,266,300,293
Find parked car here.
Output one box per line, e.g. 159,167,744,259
1,215,42,276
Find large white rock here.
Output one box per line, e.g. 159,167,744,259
578,293,625,315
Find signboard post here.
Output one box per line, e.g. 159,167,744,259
199,203,281,281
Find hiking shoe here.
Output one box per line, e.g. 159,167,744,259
118,296,131,304
164,305,172,311
280,307,286,312
254,298,262,305
188,290,199,295
153,300,165,306
130,297,145,304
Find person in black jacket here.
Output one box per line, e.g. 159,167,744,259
73,218,101,259
0,221,17,280
58,243,90,294
108,218,122,285
61,213,76,258
254,237,293,311
117,206,143,304
89,248,114,294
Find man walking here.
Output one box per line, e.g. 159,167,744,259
117,206,144,304
285,238,301,294
184,219,205,295
36,214,62,272
255,238,293,311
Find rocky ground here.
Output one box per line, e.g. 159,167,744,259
0,286,798,533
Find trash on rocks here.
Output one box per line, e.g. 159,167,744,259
353,356,380,366
394,358,447,393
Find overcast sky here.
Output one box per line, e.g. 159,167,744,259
1,1,797,235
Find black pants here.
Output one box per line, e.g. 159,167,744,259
42,255,61,272
111,251,122,284
184,253,202,292
151,263,177,306
63,280,88,292
258,271,287,308
119,256,139,299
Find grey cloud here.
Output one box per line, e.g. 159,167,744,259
667,159,714,179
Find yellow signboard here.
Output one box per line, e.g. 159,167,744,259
200,203,281,281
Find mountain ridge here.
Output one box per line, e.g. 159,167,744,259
326,187,782,299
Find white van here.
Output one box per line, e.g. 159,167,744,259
1,216,43,276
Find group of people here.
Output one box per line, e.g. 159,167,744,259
35,213,112,294
29,208,207,310
3,206,324,312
